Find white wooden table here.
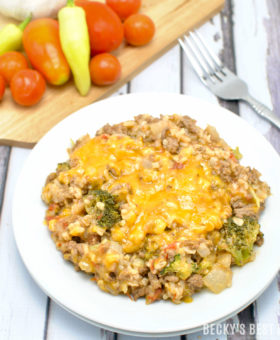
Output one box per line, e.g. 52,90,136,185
1,1,280,339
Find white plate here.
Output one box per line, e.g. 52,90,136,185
13,93,280,337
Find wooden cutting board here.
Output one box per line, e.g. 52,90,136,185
0,0,224,148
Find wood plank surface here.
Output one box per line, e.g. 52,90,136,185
0,0,224,148
263,0,280,153
46,302,103,340
0,146,10,215
120,336,180,340
0,147,47,340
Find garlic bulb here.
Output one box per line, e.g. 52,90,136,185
0,0,66,21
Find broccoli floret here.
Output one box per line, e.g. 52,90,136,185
56,162,70,172
218,216,260,266
191,262,199,273
160,254,192,280
84,190,121,228
232,147,242,160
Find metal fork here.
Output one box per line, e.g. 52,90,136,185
178,31,280,130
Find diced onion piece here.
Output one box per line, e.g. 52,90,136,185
197,243,210,257
217,253,232,267
203,264,232,294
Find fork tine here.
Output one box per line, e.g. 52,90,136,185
178,38,207,84
191,31,224,72
183,35,215,78
186,33,224,83
189,31,218,72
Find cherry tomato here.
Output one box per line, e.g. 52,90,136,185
10,70,46,107
75,0,124,55
124,14,155,46
90,53,121,86
0,75,5,101
106,0,141,20
0,51,29,84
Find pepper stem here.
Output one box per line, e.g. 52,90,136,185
18,14,32,31
67,0,75,6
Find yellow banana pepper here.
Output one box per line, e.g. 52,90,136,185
0,15,31,56
58,0,91,96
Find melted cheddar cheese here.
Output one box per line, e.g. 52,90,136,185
59,135,232,253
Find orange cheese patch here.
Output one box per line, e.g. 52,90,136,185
59,135,232,253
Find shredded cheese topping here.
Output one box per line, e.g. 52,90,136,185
59,135,232,253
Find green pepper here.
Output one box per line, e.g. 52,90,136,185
58,0,91,96
0,15,31,56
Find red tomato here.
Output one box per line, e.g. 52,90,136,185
10,69,46,107
0,51,28,84
0,75,5,101
106,0,141,20
75,0,124,55
90,53,121,86
124,14,155,46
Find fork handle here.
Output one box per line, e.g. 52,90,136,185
242,94,280,130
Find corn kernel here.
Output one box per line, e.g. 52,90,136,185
68,221,85,236
105,252,120,270
62,232,71,241
69,226,85,236
79,260,93,273
48,219,56,232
